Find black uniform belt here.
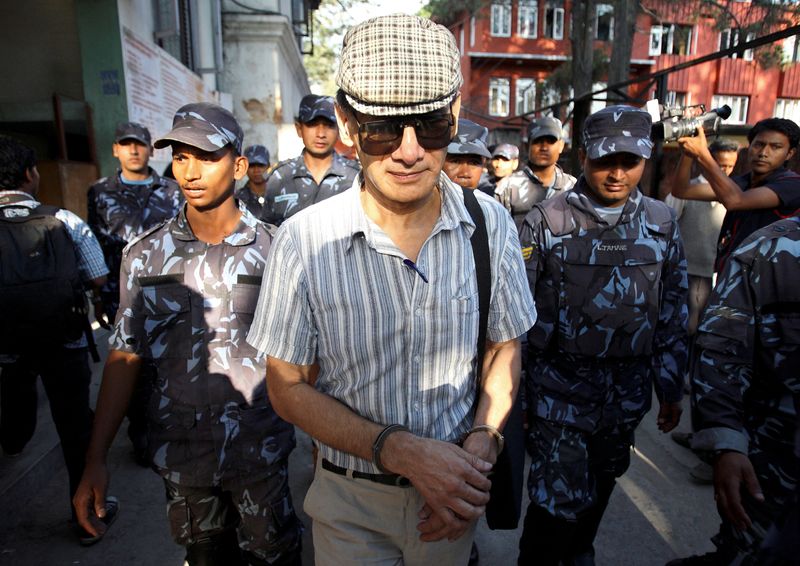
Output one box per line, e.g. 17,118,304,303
321,458,411,487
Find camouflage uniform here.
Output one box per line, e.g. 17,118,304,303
110,203,301,562
87,168,182,318
260,152,359,226
235,183,266,218
689,216,800,565
496,164,577,229
518,174,688,564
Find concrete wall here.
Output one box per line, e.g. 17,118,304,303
222,13,310,162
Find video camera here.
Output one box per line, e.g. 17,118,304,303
650,103,732,143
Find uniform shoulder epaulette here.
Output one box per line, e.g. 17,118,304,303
122,220,169,256
271,157,296,171
341,156,361,171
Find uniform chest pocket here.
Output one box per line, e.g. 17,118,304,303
558,238,664,358
139,279,192,359
230,279,261,358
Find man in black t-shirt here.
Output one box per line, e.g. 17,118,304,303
672,117,800,273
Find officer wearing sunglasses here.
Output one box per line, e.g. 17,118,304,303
247,14,535,565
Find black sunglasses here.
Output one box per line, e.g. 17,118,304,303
355,113,455,156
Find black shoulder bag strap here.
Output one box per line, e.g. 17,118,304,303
462,187,490,375
461,186,525,530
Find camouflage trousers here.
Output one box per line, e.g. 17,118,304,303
526,418,636,520
164,461,303,564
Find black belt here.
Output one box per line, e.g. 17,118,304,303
321,459,411,487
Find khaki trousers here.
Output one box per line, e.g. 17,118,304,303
304,459,476,566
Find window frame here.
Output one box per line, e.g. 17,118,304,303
490,2,512,38
774,98,800,125
711,94,749,124
595,3,614,42
543,1,564,40
489,77,511,117
516,78,537,116
518,0,539,39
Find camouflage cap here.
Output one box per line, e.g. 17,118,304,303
336,14,463,117
244,144,270,166
583,105,653,159
154,102,243,154
297,95,336,124
447,119,491,158
527,116,563,142
115,122,151,146
492,143,519,160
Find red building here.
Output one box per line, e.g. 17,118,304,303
446,1,800,145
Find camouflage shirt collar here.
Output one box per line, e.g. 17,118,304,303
293,151,350,180
568,176,642,224
169,200,259,245
112,167,166,190
344,172,472,252
524,164,569,188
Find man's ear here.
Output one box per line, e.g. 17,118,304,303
294,121,303,139
786,146,796,164
335,104,355,148
112,143,119,158
450,95,462,137
233,154,249,181
578,148,586,169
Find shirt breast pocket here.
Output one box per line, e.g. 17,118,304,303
139,277,191,359
230,278,261,358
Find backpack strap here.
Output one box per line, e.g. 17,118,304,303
461,187,490,384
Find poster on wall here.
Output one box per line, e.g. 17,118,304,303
121,26,221,165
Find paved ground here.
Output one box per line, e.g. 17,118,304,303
0,328,720,565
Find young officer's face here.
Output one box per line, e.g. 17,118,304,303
113,140,151,175
296,118,338,159
747,131,795,178
171,144,247,211
581,151,645,208
443,154,485,190
247,164,269,185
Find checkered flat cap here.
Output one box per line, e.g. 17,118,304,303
336,14,463,117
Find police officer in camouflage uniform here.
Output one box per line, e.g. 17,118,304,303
517,106,688,566
87,122,183,465
443,119,492,191
87,122,182,319
261,94,359,226
236,144,270,217
496,116,576,229
74,103,302,566
666,216,800,566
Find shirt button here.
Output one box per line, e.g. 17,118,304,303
414,308,422,316
413,355,420,363
413,402,420,411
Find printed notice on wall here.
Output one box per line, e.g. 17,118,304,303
121,26,221,164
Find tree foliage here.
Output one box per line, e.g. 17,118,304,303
304,0,370,95
422,0,487,24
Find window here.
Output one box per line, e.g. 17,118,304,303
720,28,755,61
784,34,800,63
470,16,476,47
665,91,689,108
154,0,195,69
712,94,749,124
591,82,608,115
543,1,564,40
516,78,537,115
491,2,512,37
775,98,800,125
489,78,511,116
518,0,538,39
649,24,693,56
595,3,614,41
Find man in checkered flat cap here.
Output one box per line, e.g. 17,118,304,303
248,13,535,565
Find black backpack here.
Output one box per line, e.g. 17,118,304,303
0,195,87,355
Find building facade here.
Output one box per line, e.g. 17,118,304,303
447,1,800,145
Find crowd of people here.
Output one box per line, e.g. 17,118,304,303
0,12,797,566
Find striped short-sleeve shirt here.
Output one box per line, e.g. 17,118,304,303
247,173,536,473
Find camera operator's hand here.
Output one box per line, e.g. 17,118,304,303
677,125,711,160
